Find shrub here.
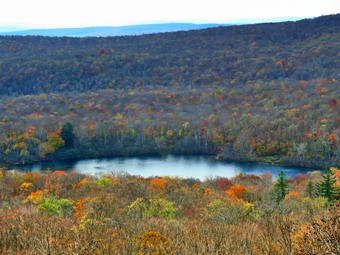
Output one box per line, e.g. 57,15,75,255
97,177,112,188
128,197,178,219
38,196,74,216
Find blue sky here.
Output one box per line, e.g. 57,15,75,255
1,0,339,29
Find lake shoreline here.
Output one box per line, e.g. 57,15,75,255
4,150,332,174
216,152,339,170
6,153,316,180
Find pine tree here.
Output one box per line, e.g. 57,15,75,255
316,168,340,203
61,122,75,147
306,180,316,198
271,171,289,203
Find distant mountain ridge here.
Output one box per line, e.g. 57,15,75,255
0,14,338,96
0,23,231,37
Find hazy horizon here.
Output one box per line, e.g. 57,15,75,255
0,16,313,32
1,0,338,30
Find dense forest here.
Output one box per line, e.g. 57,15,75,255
0,169,339,254
0,14,339,167
0,15,339,95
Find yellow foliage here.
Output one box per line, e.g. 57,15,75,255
115,113,123,120
134,231,171,254
20,182,34,193
22,172,41,183
12,141,27,150
292,211,340,254
26,190,47,204
166,129,173,137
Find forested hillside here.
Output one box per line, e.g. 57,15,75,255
0,14,339,167
0,14,338,95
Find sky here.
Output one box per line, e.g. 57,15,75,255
0,0,339,29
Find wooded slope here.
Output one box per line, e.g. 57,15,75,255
0,14,338,95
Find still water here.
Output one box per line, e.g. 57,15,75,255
10,155,313,180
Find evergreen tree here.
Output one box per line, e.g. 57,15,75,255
316,168,340,203
305,180,316,198
61,122,75,147
271,171,289,203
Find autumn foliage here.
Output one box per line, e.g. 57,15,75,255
0,169,338,254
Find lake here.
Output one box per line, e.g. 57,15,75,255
10,155,314,180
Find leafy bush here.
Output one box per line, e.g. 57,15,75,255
38,196,74,216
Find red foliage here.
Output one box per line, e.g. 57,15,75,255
216,178,232,191
260,172,273,181
292,173,308,185
329,133,337,145
328,99,337,107
183,205,202,218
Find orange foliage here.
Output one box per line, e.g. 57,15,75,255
20,183,34,194
226,185,247,200
299,80,308,86
26,190,46,204
285,191,300,200
53,171,67,176
134,231,170,254
22,172,42,183
334,169,340,179
76,178,88,189
329,133,336,145
275,60,283,66
150,178,167,188
12,141,27,150
74,198,89,218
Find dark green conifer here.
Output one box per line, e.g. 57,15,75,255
271,171,289,203
305,180,316,198
316,168,340,203
61,122,75,147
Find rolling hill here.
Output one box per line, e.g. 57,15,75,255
0,14,339,168
0,23,229,37
0,14,338,95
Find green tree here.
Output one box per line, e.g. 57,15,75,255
61,122,75,147
271,171,289,203
305,180,317,198
316,168,340,203
128,198,178,219
38,196,74,216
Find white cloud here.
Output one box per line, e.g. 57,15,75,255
1,0,339,28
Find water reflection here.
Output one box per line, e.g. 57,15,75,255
11,155,313,180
